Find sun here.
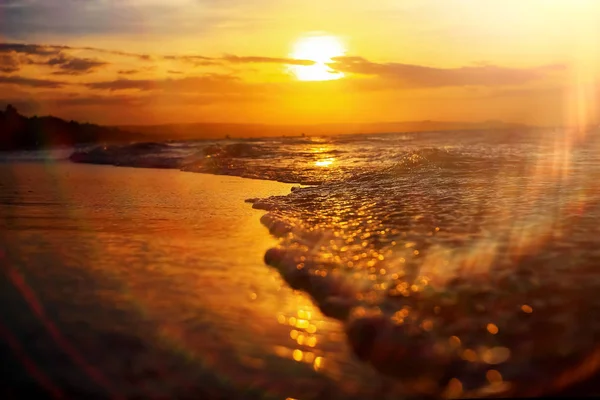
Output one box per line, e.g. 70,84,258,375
289,35,346,81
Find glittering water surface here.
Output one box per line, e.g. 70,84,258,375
4,127,600,398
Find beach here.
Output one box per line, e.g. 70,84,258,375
0,162,386,399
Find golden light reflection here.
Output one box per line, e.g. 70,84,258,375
449,336,462,348
486,369,503,384
482,347,511,365
274,299,337,377
292,349,304,362
462,349,478,363
521,304,534,313
487,323,499,335
315,158,335,167
443,378,463,399
289,34,346,81
313,356,324,371
304,351,315,364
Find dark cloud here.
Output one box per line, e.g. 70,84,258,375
0,42,65,56
0,40,318,79
118,69,140,75
85,78,157,92
0,43,54,73
0,41,151,62
84,74,241,93
328,57,564,88
47,54,108,75
81,47,152,61
0,75,64,88
168,70,183,74
0,42,314,69
0,54,21,73
0,42,110,75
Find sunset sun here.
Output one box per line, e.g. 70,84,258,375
289,35,346,81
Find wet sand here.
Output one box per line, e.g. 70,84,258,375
0,162,385,399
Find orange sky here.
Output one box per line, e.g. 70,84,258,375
0,0,599,126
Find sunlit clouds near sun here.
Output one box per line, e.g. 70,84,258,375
288,34,346,81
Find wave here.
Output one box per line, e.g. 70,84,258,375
69,142,185,169
67,131,600,396
249,147,600,397
69,140,361,184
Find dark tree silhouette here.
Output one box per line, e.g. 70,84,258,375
0,105,144,151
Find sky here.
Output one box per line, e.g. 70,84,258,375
0,0,599,126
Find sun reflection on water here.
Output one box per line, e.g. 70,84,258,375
274,304,340,375
315,158,335,167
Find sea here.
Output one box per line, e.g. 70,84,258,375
3,127,600,397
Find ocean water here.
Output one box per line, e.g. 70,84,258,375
8,127,600,397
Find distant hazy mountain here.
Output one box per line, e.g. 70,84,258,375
0,105,148,151
117,120,532,140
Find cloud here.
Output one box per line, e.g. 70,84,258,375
0,42,66,56
0,55,21,73
163,54,220,66
0,43,62,73
0,75,65,88
84,78,158,92
84,74,242,93
80,47,152,61
47,54,108,75
84,79,155,92
51,92,258,109
0,0,256,38
54,95,150,107
328,56,564,88
222,54,315,66
0,41,150,61
1,41,315,70
118,69,140,75
0,42,111,75
163,54,315,66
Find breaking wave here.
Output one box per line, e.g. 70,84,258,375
250,144,600,397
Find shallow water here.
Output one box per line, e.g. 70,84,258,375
0,163,397,399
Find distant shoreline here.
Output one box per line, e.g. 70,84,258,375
5,103,588,152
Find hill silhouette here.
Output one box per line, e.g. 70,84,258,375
0,105,147,151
